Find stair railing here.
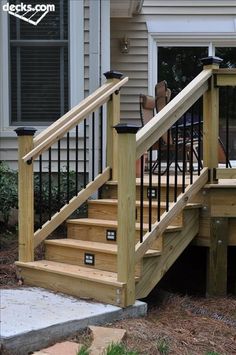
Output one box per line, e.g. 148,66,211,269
115,57,236,305
15,70,128,262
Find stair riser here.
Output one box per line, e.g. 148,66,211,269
101,185,182,202
88,203,182,226
18,267,126,306
67,224,144,243
45,244,142,276
67,223,162,249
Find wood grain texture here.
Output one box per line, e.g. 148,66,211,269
206,217,228,297
18,135,34,262
34,167,111,247
136,209,199,299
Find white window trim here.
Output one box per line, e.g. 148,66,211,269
0,0,84,138
147,13,236,95
148,33,236,96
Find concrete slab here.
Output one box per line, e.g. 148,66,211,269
0,287,147,355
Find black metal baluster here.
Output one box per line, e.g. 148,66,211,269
100,106,103,173
157,138,162,222
48,148,52,220
166,130,170,212
198,99,202,175
75,125,79,194
190,105,194,184
67,132,70,203
39,154,43,228
148,147,153,231
84,119,87,188
57,140,61,211
226,87,229,168
174,121,179,202
92,112,95,180
140,155,144,243
182,114,186,193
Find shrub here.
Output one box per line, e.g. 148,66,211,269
0,162,18,226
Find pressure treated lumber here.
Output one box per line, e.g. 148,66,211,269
202,62,220,182
16,260,126,306
136,209,199,299
34,167,111,247
17,134,35,262
106,81,121,180
23,77,128,162
206,217,228,297
135,168,208,262
136,69,211,159
45,239,159,274
116,128,137,306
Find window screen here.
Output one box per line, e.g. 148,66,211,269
9,0,69,124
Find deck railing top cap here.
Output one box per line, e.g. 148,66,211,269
201,56,223,66
114,123,140,134
15,127,37,136
104,70,123,80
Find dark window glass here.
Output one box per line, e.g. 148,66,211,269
158,47,208,96
10,0,68,124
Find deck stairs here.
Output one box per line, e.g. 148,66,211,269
16,178,202,307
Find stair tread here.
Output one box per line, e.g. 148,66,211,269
45,239,161,257
16,260,124,286
67,218,182,232
88,199,202,209
105,175,196,187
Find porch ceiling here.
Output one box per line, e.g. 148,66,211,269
110,0,143,18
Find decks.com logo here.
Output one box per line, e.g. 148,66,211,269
2,2,55,26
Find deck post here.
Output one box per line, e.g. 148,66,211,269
15,127,37,262
206,217,228,297
115,123,139,306
201,56,222,183
104,70,123,180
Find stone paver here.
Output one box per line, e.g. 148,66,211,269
89,326,126,355
33,341,81,355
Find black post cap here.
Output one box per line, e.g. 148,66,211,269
114,123,140,134
103,70,123,80
15,127,37,136
201,56,223,66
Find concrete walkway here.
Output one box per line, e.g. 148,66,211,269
0,287,147,355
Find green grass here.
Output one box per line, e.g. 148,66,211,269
77,343,138,355
77,345,90,355
205,352,221,355
156,338,170,355
106,343,139,355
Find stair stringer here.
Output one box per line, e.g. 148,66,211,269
136,208,200,299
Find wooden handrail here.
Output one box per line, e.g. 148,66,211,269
134,168,209,263
34,81,115,147
136,69,212,159
23,77,128,162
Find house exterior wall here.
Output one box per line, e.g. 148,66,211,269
0,0,109,170
111,0,236,124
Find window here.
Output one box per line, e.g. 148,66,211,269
9,0,69,125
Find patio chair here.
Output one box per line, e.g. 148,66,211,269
139,81,194,174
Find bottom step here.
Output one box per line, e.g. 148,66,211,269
16,260,127,307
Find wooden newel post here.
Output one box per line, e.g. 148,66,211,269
114,123,139,307
104,70,123,181
201,56,223,183
15,127,37,262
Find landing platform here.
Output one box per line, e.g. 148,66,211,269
0,287,147,355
